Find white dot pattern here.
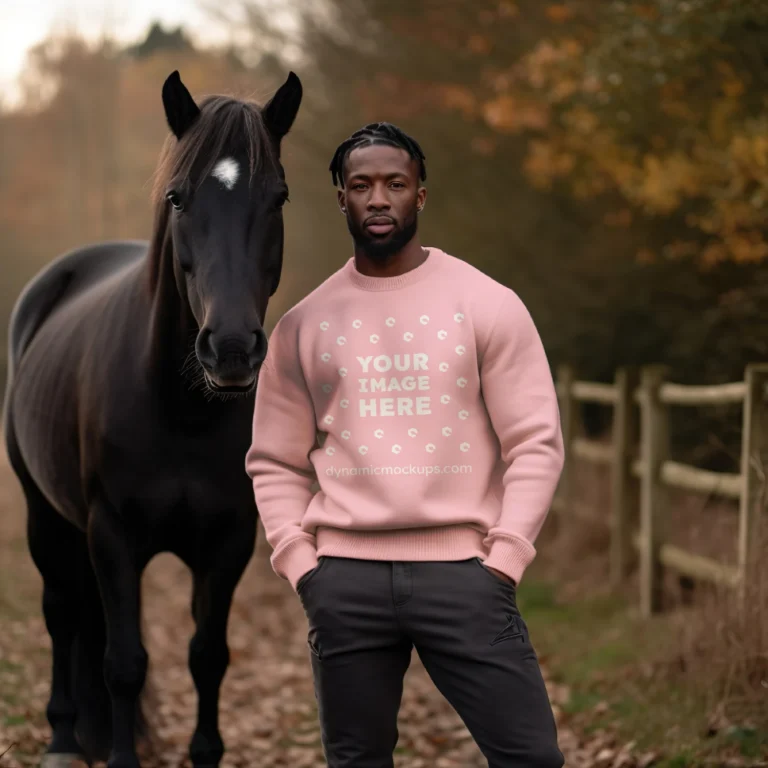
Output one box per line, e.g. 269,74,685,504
315,308,474,461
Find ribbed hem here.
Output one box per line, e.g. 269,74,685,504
271,535,318,591
343,247,443,291
316,524,487,561
482,534,537,585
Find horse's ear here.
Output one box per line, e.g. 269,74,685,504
262,71,303,141
162,70,201,139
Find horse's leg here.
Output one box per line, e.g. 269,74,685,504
188,525,255,768
87,505,147,768
24,481,89,766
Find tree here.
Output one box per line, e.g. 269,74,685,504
355,0,768,268
212,0,659,362
127,22,196,59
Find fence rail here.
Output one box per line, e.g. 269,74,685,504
554,363,768,616
656,381,747,405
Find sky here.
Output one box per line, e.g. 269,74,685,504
0,0,242,105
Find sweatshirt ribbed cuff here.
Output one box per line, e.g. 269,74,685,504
482,535,537,585
271,536,318,591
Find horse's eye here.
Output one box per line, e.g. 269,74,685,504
166,191,184,211
277,190,290,209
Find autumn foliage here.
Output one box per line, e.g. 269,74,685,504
357,1,768,267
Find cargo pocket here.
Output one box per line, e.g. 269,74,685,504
490,613,526,646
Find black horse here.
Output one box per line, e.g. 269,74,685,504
2,69,302,768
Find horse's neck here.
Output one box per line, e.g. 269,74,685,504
144,236,200,404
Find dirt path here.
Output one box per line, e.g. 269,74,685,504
0,451,644,768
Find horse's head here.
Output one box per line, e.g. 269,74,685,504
157,70,302,394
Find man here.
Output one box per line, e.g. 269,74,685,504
245,122,565,768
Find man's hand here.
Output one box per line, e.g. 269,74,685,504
485,564,516,586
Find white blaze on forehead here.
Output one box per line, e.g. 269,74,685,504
211,157,240,190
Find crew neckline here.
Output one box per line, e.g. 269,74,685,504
344,247,443,291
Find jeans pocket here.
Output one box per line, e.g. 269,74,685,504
296,556,327,595
473,557,517,593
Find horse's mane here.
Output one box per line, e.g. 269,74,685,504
146,94,280,293
151,94,279,206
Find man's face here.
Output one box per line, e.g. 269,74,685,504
338,143,427,262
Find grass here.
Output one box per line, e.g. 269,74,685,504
517,575,768,765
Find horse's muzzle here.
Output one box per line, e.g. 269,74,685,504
196,329,267,391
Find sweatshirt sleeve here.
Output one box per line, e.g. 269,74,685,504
479,290,565,585
244,314,320,590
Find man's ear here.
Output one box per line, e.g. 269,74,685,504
417,186,427,212
338,188,347,214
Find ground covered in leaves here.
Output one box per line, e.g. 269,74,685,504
0,450,731,768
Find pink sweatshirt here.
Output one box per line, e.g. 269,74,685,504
245,247,564,590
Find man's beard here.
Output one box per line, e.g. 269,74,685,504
347,210,418,263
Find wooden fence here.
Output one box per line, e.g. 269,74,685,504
553,363,768,616
2,348,765,617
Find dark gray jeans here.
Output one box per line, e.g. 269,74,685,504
296,556,564,768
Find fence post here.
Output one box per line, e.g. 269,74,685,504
610,366,639,588
556,364,577,519
639,365,669,617
738,364,768,603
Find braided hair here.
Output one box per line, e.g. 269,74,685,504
329,122,427,187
